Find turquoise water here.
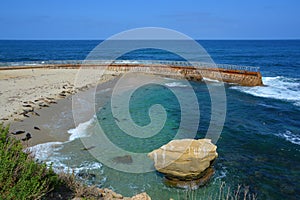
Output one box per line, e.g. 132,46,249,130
3,40,300,199
43,80,233,199
31,77,299,199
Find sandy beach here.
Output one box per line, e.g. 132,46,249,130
0,67,118,146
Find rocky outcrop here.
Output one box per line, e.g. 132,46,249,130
130,192,151,200
100,189,151,200
148,139,218,189
71,188,151,200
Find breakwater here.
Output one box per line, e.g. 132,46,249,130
0,60,263,86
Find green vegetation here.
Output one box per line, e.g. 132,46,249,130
0,124,58,200
0,123,257,200
178,182,257,200
0,124,105,200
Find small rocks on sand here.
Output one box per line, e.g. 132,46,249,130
38,103,49,107
46,97,55,100
12,130,25,135
23,113,30,118
44,99,57,104
81,146,96,151
34,126,40,130
59,93,66,97
32,111,40,116
21,133,32,141
23,107,34,112
22,104,32,108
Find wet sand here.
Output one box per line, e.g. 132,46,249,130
11,78,119,147
0,67,118,146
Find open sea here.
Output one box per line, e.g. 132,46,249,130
0,40,299,199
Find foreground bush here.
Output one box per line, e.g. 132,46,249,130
0,124,58,200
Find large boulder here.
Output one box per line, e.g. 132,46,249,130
148,139,217,188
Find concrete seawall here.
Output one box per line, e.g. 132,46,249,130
106,64,263,86
0,63,263,86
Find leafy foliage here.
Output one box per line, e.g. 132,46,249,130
0,124,58,200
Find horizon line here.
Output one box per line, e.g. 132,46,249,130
0,38,299,41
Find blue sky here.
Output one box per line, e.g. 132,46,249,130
0,0,299,39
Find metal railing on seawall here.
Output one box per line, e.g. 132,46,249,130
0,60,260,72
110,60,260,72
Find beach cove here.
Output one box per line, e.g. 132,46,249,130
0,40,299,200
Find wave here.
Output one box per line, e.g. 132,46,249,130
68,161,103,174
68,117,95,141
214,166,227,181
165,82,188,88
47,158,103,175
28,142,103,174
27,142,64,161
27,117,103,175
27,141,103,175
113,60,139,64
231,76,300,107
163,77,176,81
276,130,300,145
203,77,221,83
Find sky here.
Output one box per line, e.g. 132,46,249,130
0,0,299,40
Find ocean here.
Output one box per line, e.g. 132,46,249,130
1,40,299,199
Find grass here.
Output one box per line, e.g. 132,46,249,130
173,182,257,200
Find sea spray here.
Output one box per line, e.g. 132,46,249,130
68,116,96,141
231,76,300,107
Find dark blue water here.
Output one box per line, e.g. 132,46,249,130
1,40,299,78
2,40,300,199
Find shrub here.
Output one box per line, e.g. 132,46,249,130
0,124,59,200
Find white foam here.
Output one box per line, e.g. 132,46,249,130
214,166,227,181
231,76,300,107
27,142,64,161
98,88,111,93
47,159,103,174
203,77,221,83
165,82,188,88
164,77,176,81
24,63,40,66
26,117,105,179
28,142,103,174
71,161,103,174
114,60,139,64
277,130,300,145
46,157,70,173
68,117,95,141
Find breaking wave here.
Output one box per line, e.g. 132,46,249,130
231,76,300,107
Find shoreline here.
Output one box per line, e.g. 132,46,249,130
0,67,118,146
0,67,154,199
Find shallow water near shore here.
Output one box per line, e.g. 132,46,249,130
29,77,300,199
4,40,300,199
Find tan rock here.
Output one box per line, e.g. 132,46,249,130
130,192,151,200
148,139,217,180
102,188,151,200
164,167,215,189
